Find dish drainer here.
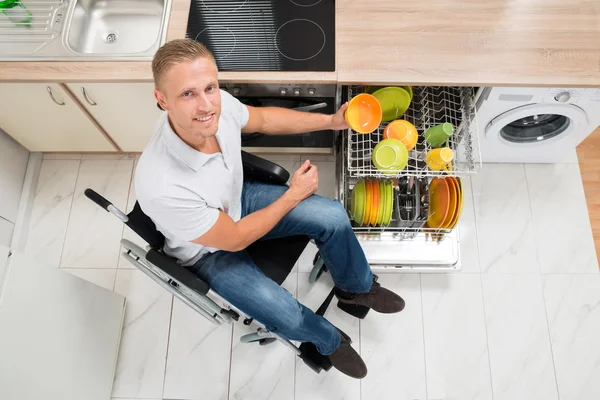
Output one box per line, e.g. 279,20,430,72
346,85,481,179
335,85,481,271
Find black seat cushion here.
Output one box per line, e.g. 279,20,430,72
246,235,310,285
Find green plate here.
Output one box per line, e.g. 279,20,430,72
376,179,385,226
370,87,412,122
383,180,394,226
351,179,366,225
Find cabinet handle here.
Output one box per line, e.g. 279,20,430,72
46,86,65,106
81,86,97,106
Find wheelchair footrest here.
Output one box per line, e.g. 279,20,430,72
298,342,333,374
336,301,370,319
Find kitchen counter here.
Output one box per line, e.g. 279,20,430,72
1,0,599,86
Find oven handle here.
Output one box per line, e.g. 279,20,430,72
290,102,329,113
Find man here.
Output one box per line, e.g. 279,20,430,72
135,38,405,379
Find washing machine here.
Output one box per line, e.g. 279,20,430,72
475,87,600,163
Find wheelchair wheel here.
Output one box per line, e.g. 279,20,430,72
309,252,327,284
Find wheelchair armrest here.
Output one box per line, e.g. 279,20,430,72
146,249,210,295
242,150,290,186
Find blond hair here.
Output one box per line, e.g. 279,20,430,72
151,38,216,89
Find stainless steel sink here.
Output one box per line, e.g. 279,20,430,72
66,0,164,55
0,0,171,60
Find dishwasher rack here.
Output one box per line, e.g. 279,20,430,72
340,145,457,241
346,85,481,179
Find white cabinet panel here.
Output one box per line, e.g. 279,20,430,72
0,129,29,222
0,217,14,248
0,83,116,152
67,82,163,152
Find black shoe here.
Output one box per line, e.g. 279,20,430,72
335,280,405,314
327,329,367,379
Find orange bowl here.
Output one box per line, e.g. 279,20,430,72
383,120,418,151
344,93,382,134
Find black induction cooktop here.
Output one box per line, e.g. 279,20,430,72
185,0,335,72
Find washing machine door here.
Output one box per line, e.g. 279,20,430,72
485,103,588,148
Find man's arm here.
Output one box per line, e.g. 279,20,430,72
190,161,318,252
242,102,349,135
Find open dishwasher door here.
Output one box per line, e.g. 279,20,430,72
334,85,481,272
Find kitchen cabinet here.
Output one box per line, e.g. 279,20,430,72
0,128,29,222
0,218,13,248
66,82,163,152
0,83,116,152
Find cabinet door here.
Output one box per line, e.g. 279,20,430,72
0,83,116,152
67,82,163,152
0,129,29,223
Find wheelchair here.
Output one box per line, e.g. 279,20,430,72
84,150,372,374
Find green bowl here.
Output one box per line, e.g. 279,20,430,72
372,138,408,174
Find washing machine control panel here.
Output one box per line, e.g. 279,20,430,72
554,91,571,102
542,88,581,104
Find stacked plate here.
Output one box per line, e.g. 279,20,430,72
426,176,465,229
350,178,395,227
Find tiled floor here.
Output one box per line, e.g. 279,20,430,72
23,153,600,400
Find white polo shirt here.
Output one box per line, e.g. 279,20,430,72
135,89,249,266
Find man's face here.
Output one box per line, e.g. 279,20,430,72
155,57,221,145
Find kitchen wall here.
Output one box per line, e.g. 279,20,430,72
0,128,30,247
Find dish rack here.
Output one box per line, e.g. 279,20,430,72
346,85,481,179
337,85,481,251
340,155,457,241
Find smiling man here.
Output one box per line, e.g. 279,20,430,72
135,38,405,379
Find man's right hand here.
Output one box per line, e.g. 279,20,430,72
286,160,319,204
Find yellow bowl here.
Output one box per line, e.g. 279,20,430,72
383,119,418,151
345,93,382,134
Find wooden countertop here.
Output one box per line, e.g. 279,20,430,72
1,0,599,86
337,0,600,87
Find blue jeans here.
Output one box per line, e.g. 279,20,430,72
189,181,373,355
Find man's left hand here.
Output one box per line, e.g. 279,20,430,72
330,102,350,131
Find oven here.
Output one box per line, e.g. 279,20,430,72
220,83,340,151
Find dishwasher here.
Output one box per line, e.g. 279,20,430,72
332,85,482,272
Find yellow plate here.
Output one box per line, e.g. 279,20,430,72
443,177,459,228
450,177,465,228
384,180,394,226
376,180,385,225
427,177,450,228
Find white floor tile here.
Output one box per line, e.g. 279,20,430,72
526,164,599,273
458,176,481,273
473,164,539,273
361,274,427,400
482,274,558,400
63,268,116,292
25,159,80,268
112,270,173,399
228,271,298,400
313,161,336,199
163,298,232,400
421,274,493,400
296,241,319,273
295,272,360,400
61,159,133,268
542,274,600,400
